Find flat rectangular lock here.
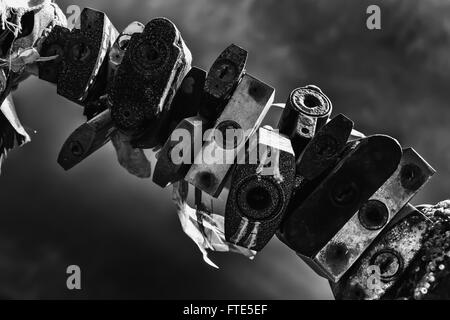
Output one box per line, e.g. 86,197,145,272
278,86,332,159
314,148,435,282
58,108,116,170
225,127,295,251
279,135,402,269
185,74,275,197
39,8,119,104
153,116,205,188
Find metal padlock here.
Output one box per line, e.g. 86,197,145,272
296,114,354,180
57,21,146,170
39,8,119,104
185,74,275,197
154,45,247,182
153,116,205,188
331,206,429,300
133,66,206,149
278,86,332,158
277,114,354,247
315,148,435,282
279,135,403,278
199,44,247,122
58,108,115,170
109,18,191,140
225,126,295,251
108,21,145,73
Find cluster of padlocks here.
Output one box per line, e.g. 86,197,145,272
1,6,443,299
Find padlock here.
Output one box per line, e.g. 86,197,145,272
225,126,295,251
132,66,206,149
153,116,205,188
58,108,115,170
331,205,429,300
109,18,192,140
277,114,354,247
38,25,69,84
279,135,403,277
185,74,275,197
199,44,247,122
314,148,435,282
278,85,332,158
57,21,147,169
296,114,354,180
108,21,145,73
151,44,247,150
39,8,119,104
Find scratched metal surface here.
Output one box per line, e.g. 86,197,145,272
1,0,450,299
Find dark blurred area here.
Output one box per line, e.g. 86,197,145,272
1,0,450,299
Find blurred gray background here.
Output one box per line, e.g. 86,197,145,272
1,0,450,299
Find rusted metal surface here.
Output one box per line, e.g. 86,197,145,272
331,207,428,300
39,8,118,104
1,3,446,299
394,202,450,300
109,18,191,140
